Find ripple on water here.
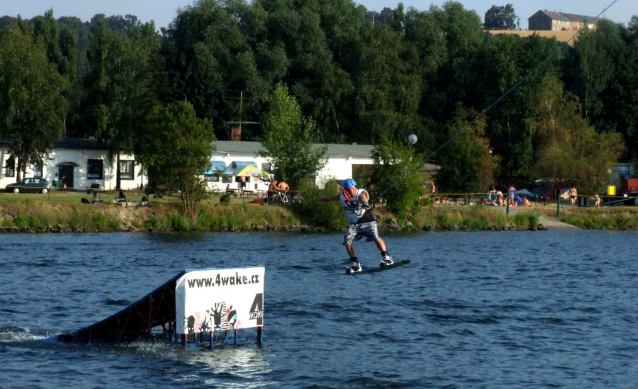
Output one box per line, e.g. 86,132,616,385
1,231,638,388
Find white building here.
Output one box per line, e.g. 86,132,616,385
0,138,145,191
205,141,441,193
1,138,436,193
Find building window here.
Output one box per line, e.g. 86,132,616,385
5,157,15,177
119,160,134,180
33,160,43,178
262,163,272,172
206,175,220,182
87,159,104,179
222,175,233,184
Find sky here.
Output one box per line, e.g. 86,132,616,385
1,0,633,30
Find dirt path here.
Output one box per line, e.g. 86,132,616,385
496,205,579,230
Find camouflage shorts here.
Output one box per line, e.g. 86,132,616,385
342,221,380,246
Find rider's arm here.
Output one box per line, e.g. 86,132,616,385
358,191,370,204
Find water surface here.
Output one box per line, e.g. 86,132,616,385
1,230,637,388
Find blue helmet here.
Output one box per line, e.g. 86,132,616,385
341,178,357,190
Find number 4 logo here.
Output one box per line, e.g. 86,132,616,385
249,293,263,326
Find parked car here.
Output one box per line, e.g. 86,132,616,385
5,178,51,194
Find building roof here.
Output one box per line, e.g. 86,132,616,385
530,10,601,24
212,141,439,172
212,141,376,159
561,12,601,24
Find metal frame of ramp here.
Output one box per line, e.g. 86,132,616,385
57,271,186,343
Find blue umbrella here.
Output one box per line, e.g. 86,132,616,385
516,188,536,199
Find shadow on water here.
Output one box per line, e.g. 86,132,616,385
144,231,208,243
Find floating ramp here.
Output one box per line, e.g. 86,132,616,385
58,267,265,346
57,271,186,343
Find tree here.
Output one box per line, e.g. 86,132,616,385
484,4,517,30
84,19,160,185
0,25,68,180
435,105,499,193
369,137,426,221
260,83,327,189
529,76,625,193
164,0,267,140
136,101,215,220
476,32,561,178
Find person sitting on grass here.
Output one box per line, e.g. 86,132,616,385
114,190,126,203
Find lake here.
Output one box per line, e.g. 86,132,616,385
1,230,637,388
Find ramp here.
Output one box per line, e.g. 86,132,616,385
58,271,186,343
57,267,265,346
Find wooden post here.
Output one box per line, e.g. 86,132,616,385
257,326,263,347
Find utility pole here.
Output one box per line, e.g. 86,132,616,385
239,90,243,135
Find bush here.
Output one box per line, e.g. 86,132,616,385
465,216,489,229
219,193,232,205
290,179,348,230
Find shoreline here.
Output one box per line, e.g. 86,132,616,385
1,196,637,233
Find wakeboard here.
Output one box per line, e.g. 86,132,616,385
346,259,410,275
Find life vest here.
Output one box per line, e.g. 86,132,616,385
340,188,375,224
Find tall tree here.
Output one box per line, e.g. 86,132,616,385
529,76,625,192
477,33,562,178
484,4,517,30
0,25,68,180
435,105,498,193
85,20,159,160
370,136,426,220
137,101,215,220
260,83,327,189
165,0,268,139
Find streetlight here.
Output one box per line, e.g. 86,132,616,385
408,134,418,145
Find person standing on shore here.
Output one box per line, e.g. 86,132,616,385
569,184,578,206
277,180,289,193
267,180,278,203
319,178,392,273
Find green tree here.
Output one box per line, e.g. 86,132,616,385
564,21,638,160
0,25,68,180
369,136,425,221
484,4,517,30
260,83,327,189
435,105,498,193
563,23,619,119
529,76,625,193
477,33,561,178
84,19,160,182
164,0,268,139
137,101,215,220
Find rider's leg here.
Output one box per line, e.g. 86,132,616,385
374,238,386,253
375,238,392,265
346,244,356,257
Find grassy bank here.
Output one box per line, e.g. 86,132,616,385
534,205,638,230
1,191,636,232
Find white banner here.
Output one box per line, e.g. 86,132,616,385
175,267,264,335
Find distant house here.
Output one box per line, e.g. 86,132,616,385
206,141,438,192
529,10,600,31
0,138,145,191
